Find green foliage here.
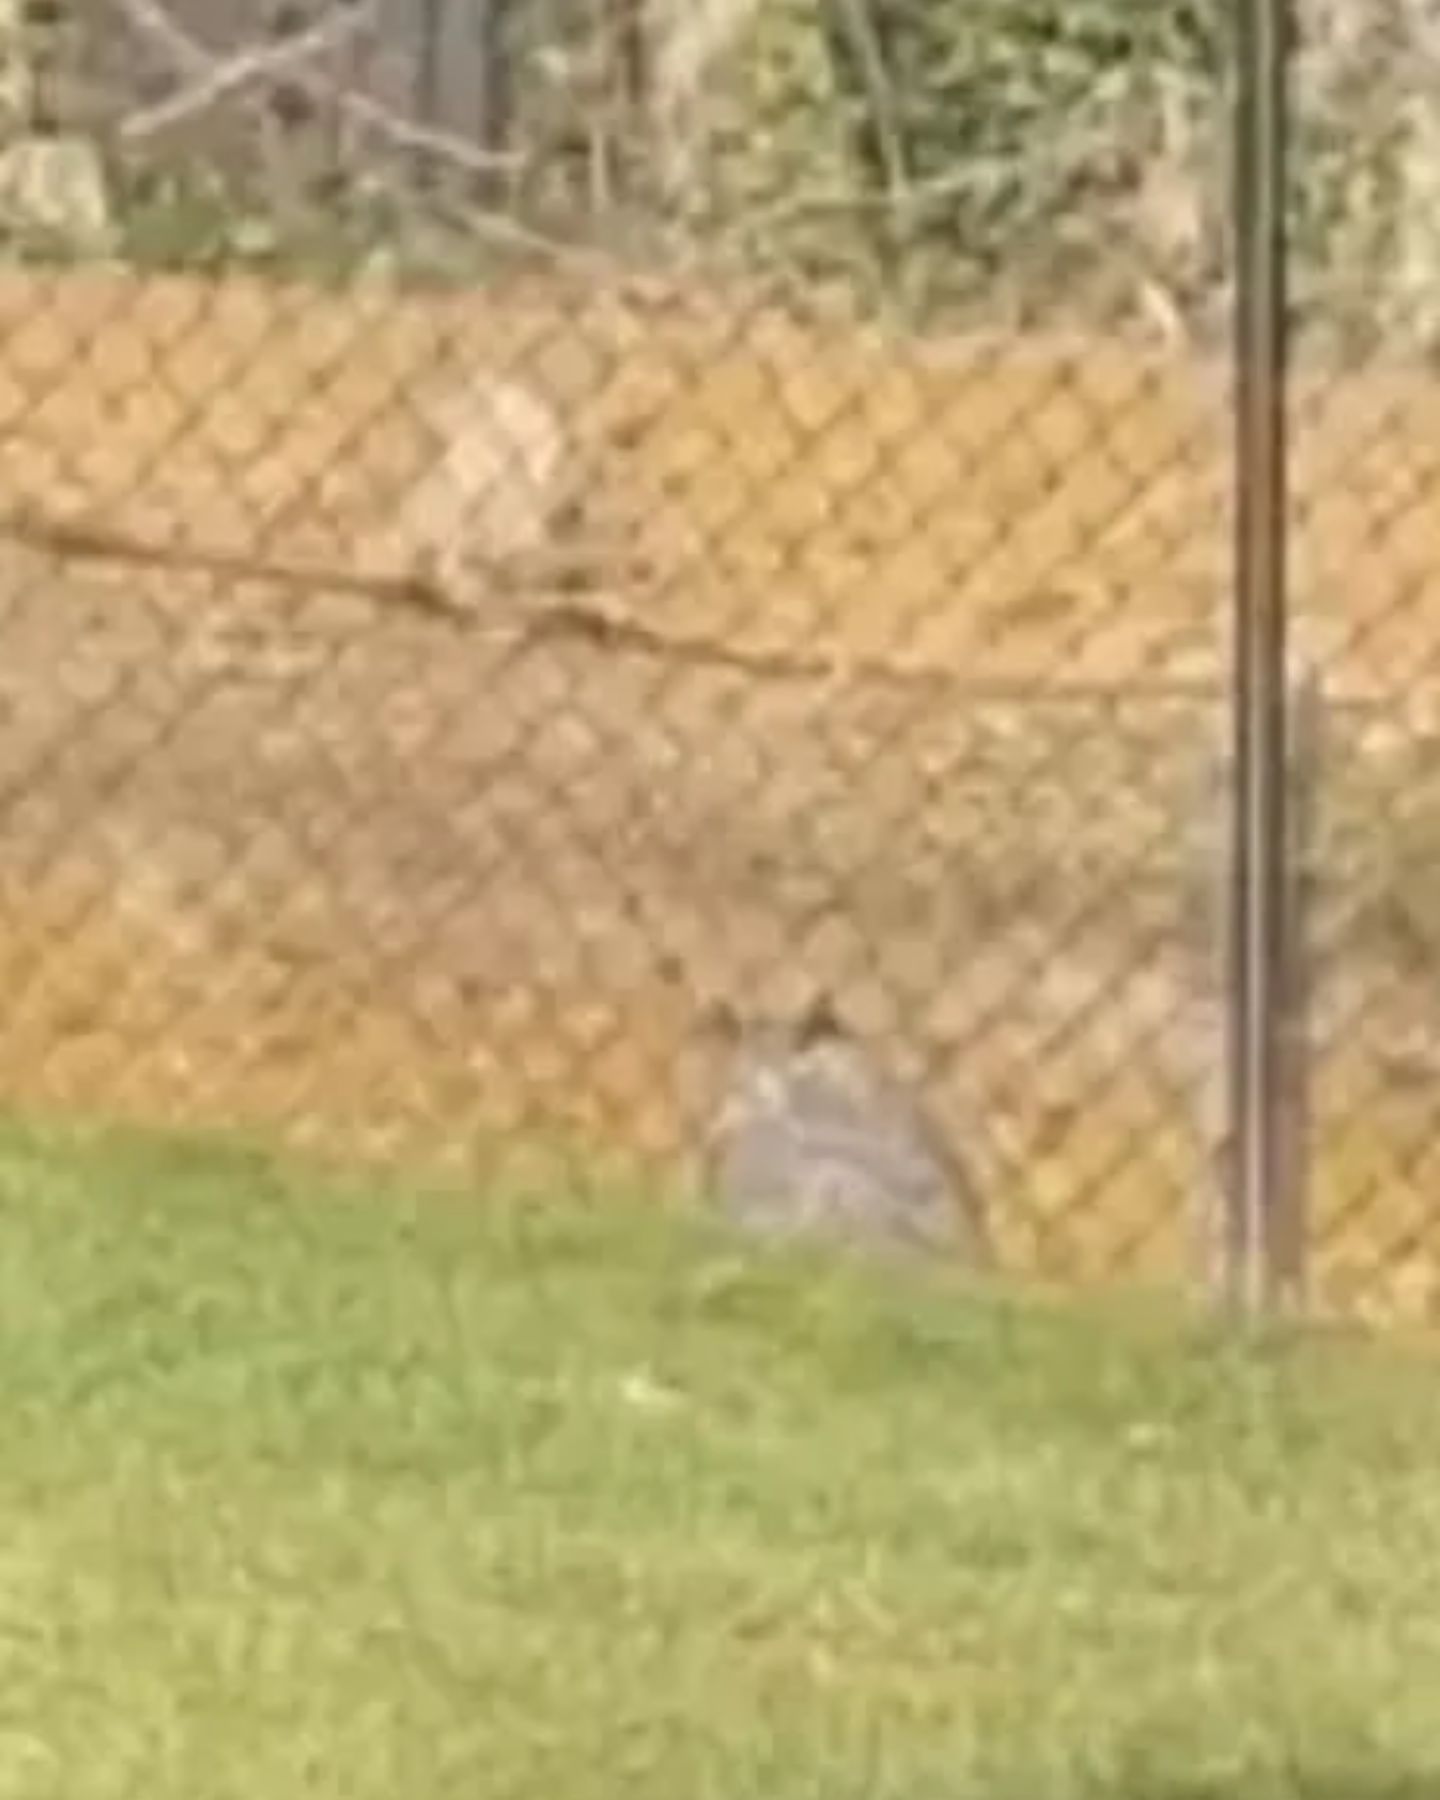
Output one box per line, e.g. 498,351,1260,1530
50,0,1440,341
698,0,1227,324
677,0,1440,342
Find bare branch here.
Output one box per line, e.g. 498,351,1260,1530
310,82,519,177
102,0,517,180
829,0,914,225
101,0,211,77
113,2,375,144
93,0,623,274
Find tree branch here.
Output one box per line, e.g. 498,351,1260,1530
102,0,518,179
103,0,212,78
112,1,375,144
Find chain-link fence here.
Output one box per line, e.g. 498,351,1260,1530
1,0,1429,1324
1283,0,1440,1327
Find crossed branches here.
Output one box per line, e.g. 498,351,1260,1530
102,0,514,183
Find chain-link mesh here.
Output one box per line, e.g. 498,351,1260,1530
0,0,1242,1294
1285,0,1440,1326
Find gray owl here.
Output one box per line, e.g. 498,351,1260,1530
707,1002,991,1267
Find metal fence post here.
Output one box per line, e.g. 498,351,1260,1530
1227,0,1295,1317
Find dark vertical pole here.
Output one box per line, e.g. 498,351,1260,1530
416,0,444,129
476,0,517,206
1228,0,1293,1316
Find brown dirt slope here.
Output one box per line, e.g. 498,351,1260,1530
0,266,1432,1317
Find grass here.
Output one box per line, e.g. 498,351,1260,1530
0,1119,1436,1798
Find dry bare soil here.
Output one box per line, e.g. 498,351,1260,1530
0,263,1436,1317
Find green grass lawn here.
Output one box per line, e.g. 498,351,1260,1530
0,1119,1436,1798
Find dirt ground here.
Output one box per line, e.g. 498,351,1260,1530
0,264,1435,1314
